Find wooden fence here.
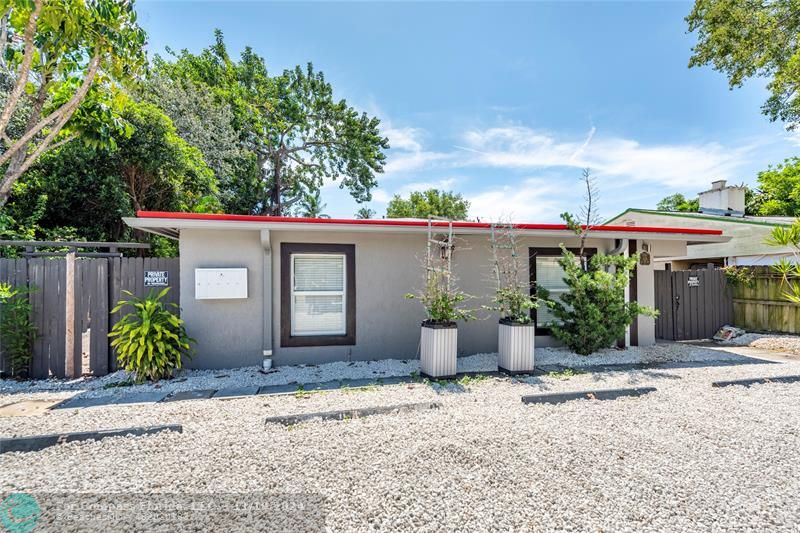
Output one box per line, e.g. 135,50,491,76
732,267,800,333
0,257,179,378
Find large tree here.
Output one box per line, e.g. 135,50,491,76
755,158,800,216
295,188,328,219
386,189,470,220
687,0,800,127
139,70,255,213
4,99,216,243
0,0,147,206
157,31,389,216
656,193,700,212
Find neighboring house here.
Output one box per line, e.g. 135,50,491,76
125,211,726,369
605,180,796,269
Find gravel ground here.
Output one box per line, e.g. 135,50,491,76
0,342,749,400
723,332,800,355
2,358,799,531
535,341,746,367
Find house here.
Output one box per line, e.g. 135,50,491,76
605,180,796,269
124,211,727,369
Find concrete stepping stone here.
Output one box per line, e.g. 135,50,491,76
1,424,182,454
257,383,301,395
55,396,117,409
712,375,800,388
0,399,62,417
213,386,260,399
109,392,169,405
303,380,341,392
256,375,418,396
536,365,564,373
522,387,657,405
339,378,377,388
375,376,415,385
265,401,442,426
162,389,216,402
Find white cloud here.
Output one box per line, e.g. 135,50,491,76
382,126,453,176
371,189,392,203
396,177,459,195
365,118,765,221
785,125,800,146
458,126,756,188
384,127,423,152
384,150,453,175
467,177,568,222
369,177,462,207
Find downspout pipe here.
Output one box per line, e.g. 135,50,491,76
609,238,626,256
260,229,273,366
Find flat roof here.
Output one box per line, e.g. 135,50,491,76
126,211,728,244
605,208,794,228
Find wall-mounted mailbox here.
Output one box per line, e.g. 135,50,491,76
195,268,248,300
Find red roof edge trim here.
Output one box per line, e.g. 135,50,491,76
135,211,724,236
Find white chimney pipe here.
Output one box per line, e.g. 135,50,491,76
698,180,745,216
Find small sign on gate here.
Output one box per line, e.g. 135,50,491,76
144,270,169,287
687,275,700,287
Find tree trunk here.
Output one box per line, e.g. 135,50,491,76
0,0,42,137
0,54,100,206
0,79,48,207
269,157,283,216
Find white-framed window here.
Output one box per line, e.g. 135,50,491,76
532,248,591,331
535,256,569,329
290,253,346,336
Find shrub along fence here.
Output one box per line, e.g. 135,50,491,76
732,267,800,334
0,257,179,378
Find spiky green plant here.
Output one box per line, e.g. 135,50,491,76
0,282,37,378
108,288,194,383
767,221,800,303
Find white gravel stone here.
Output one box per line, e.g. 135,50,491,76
1,353,799,530
722,332,800,355
0,342,749,401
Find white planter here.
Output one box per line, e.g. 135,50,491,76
497,321,535,374
420,323,457,378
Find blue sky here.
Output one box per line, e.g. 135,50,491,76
137,1,798,222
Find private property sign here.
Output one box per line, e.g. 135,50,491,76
144,270,169,287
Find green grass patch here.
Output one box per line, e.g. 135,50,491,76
340,384,378,394
428,373,490,388
456,373,489,386
294,385,314,399
547,367,586,380
102,379,135,390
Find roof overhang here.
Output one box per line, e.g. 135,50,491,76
125,211,730,244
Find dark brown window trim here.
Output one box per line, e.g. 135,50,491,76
281,243,356,348
529,247,597,336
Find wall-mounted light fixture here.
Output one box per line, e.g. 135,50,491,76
640,243,651,266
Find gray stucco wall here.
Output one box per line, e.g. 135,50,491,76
178,228,655,368
179,229,265,369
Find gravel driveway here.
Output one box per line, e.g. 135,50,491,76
2,359,800,531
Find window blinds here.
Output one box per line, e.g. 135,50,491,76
536,256,569,328
291,255,346,336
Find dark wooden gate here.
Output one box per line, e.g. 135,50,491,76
0,257,179,378
655,269,733,341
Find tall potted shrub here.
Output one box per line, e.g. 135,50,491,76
488,223,538,374
406,222,474,378
538,169,656,355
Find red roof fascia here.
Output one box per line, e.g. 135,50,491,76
135,211,723,236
